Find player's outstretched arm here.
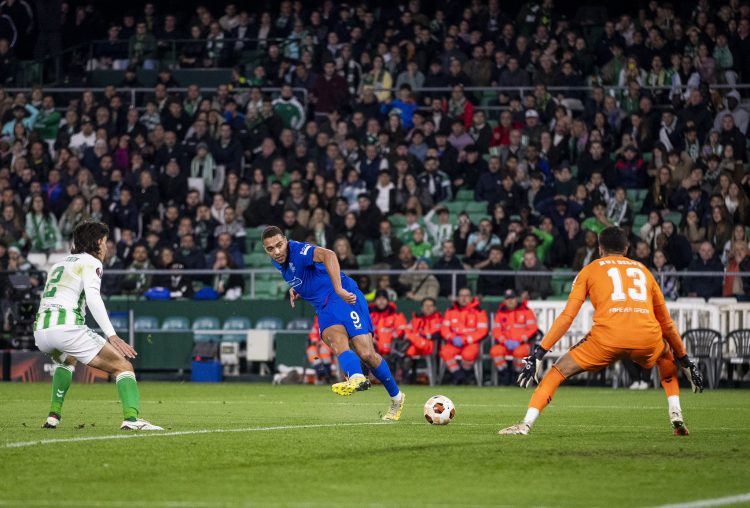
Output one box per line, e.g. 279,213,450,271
313,247,356,304
83,263,137,359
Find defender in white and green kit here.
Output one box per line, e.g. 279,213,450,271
34,221,162,431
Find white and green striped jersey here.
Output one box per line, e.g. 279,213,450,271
34,253,116,337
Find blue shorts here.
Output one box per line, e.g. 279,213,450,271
316,286,373,339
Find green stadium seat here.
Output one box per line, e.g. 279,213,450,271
547,294,569,301
134,316,159,331
161,316,190,331
444,201,466,214
456,189,474,201
361,240,375,255
466,201,488,213
221,317,252,342
246,228,263,241
256,317,284,330
286,318,313,330
468,212,489,224
570,165,578,178
192,316,221,342
642,152,653,163
633,214,648,230
663,211,682,226
357,254,374,267
389,214,407,228
247,252,269,267
254,279,279,298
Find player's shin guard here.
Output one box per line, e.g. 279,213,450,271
657,353,680,398
337,350,364,378
528,366,566,414
371,358,400,398
116,371,141,421
50,364,74,416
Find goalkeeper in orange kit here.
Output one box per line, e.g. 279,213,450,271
499,227,704,436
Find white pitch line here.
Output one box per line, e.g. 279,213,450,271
2,422,391,449
648,492,750,508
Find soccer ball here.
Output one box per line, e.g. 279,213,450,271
423,395,455,425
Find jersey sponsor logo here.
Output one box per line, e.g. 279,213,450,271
300,245,312,255
286,277,303,288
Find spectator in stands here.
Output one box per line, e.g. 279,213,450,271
723,241,748,299
399,257,439,302
509,227,553,270
211,248,244,300
684,241,724,300
152,247,192,299
373,219,402,266
23,194,61,253
476,245,513,297
333,237,358,271
515,251,550,300
572,230,600,270
465,218,501,266
122,243,153,295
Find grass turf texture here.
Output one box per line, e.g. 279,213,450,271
0,383,748,508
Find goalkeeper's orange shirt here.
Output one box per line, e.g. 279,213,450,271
540,255,686,356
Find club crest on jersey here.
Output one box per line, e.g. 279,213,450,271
96,267,102,279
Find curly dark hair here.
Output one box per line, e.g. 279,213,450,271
71,221,109,256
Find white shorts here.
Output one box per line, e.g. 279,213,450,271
34,325,107,365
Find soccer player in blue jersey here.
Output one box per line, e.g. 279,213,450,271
262,226,406,420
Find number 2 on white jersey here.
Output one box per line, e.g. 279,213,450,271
606,267,647,302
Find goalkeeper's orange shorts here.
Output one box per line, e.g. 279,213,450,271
568,332,668,372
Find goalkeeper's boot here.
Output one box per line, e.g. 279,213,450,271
498,422,531,435
382,392,405,421
43,412,60,429
121,418,164,431
331,373,371,396
670,410,689,436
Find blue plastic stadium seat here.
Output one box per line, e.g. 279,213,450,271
221,317,252,342
161,316,190,331
134,316,159,331
255,317,284,330
286,318,313,330
192,316,221,342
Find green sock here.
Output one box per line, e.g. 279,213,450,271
50,365,73,416
116,372,140,421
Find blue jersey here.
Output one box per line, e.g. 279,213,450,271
271,240,372,338
271,240,354,309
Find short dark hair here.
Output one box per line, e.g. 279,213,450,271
262,225,284,241
71,221,109,256
598,226,628,254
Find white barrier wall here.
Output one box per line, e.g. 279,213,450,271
525,299,750,356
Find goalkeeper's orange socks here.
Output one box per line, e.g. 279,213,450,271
524,366,566,426
49,364,74,417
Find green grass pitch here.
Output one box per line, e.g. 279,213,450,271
0,383,748,508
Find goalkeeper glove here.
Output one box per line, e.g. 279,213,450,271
452,336,464,348
677,355,704,393
518,345,548,388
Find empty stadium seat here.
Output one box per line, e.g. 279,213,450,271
246,252,268,267
357,254,374,267
254,279,279,298
286,317,313,330
255,317,284,330
465,201,488,213
455,189,474,201
161,316,190,330
109,314,129,332
192,316,221,342
134,316,159,331
222,316,252,342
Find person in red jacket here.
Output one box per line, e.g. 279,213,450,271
307,316,333,383
369,289,408,361
402,297,443,382
490,289,540,384
440,287,489,384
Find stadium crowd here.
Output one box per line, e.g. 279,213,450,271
0,0,747,308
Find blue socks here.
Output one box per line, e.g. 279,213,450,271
337,350,363,378
372,359,400,398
